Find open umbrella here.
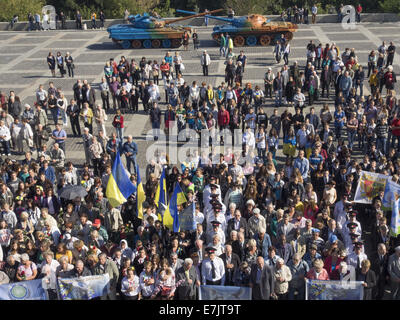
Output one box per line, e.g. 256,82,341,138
59,185,88,200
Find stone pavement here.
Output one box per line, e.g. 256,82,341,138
2,22,400,179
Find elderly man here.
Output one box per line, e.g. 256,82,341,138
220,244,240,286
123,135,138,174
388,246,400,300
94,253,119,300
49,143,65,175
227,209,248,239
248,208,267,238
287,253,309,300
82,127,93,164
273,258,292,300
200,50,211,76
169,252,183,273
33,123,49,152
89,136,103,176
250,256,275,300
175,258,198,300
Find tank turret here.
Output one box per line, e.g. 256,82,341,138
176,9,298,47
107,9,223,49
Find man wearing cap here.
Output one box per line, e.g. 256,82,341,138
342,210,362,236
388,246,400,300
347,242,368,273
207,221,226,245
303,244,322,269
202,247,225,285
202,176,221,208
248,208,267,238
91,219,109,242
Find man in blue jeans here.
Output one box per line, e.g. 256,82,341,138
123,135,138,174
0,119,11,156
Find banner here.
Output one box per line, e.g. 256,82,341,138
354,171,389,204
0,279,47,300
382,179,400,209
57,274,110,300
391,197,400,237
305,280,364,300
179,202,196,231
199,285,252,300
0,229,11,246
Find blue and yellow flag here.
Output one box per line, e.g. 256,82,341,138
154,167,167,221
136,164,145,220
106,151,137,208
163,183,187,232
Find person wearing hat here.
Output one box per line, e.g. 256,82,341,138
206,220,226,245
303,243,322,269
347,241,368,273
388,246,400,300
264,67,275,98
202,176,221,209
201,247,225,285
342,210,362,236
248,208,267,239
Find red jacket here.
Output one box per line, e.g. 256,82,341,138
323,256,343,279
113,115,124,128
218,109,230,127
306,268,330,280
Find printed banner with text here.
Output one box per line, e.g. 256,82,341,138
57,274,110,300
199,285,252,300
0,279,47,300
305,279,364,300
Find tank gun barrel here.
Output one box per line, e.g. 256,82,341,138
166,9,223,24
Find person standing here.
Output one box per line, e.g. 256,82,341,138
0,120,11,156
28,13,34,31
283,43,290,65
47,52,56,78
34,13,41,31
100,77,110,111
89,136,103,176
99,11,105,29
65,52,74,78
56,52,65,78
192,29,199,50
219,34,226,57
81,127,93,164
79,103,94,134
311,4,317,24
201,247,225,285
94,104,107,136
175,258,198,300
386,41,396,68
91,12,97,29
201,50,211,76
94,253,119,300
66,99,81,137
59,11,66,29
76,10,82,29
356,3,362,23
250,256,275,300
123,135,138,174
150,103,161,141
388,246,400,300
112,109,124,141
356,259,376,300
51,123,67,154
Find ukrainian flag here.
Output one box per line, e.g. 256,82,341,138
106,151,137,208
154,167,167,221
163,183,187,232
136,164,145,220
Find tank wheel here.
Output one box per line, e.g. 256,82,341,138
132,40,142,49
143,40,152,49
285,32,294,41
246,35,257,46
112,38,118,43
171,39,181,48
259,35,272,46
121,40,132,49
233,35,245,47
152,39,161,48
162,39,171,48
212,33,220,43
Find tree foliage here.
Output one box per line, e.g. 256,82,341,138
379,0,400,13
0,0,45,21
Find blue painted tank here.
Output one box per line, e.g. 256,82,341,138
107,9,223,49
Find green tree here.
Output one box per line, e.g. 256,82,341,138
0,0,45,21
379,0,400,13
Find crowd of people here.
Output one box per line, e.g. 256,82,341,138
0,23,400,302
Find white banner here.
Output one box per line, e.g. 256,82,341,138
306,279,364,300
354,171,389,204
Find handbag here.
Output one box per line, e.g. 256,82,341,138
180,63,185,71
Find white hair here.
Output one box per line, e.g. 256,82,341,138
229,203,236,209
184,258,193,266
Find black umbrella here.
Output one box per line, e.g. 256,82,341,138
59,185,88,200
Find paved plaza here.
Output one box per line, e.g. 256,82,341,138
2,22,400,178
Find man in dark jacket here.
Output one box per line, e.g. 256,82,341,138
7,96,21,119
371,243,389,300
66,98,81,137
220,244,240,286
320,65,332,98
69,259,92,278
250,256,274,300
227,210,248,239
150,102,162,141
94,253,119,300
175,258,199,300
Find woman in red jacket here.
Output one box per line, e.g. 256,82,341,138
323,247,343,280
306,259,330,280
112,109,124,141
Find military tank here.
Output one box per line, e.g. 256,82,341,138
177,9,298,47
107,9,223,49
